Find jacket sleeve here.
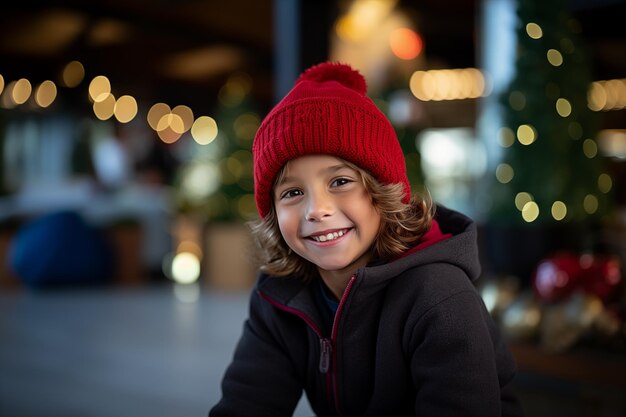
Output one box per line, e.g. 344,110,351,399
408,282,522,417
209,288,304,417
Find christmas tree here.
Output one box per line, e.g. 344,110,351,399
488,0,612,226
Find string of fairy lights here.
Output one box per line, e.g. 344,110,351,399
0,60,221,146
1,60,622,129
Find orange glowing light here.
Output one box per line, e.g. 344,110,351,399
389,28,423,60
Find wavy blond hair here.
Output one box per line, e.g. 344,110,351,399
249,160,434,279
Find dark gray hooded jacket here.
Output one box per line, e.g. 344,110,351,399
210,206,523,417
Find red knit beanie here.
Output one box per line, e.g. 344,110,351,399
253,61,410,218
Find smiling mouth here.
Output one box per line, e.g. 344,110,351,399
308,228,351,242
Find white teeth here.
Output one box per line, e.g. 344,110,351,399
312,229,347,242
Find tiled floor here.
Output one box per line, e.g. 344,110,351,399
0,284,313,417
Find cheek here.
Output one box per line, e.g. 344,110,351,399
276,208,299,243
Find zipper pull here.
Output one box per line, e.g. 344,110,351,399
319,338,332,374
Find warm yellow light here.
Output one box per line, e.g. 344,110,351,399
157,126,182,144
547,49,563,66
498,127,515,148
598,173,612,193
334,0,396,42
35,80,57,108
583,138,598,158
588,81,607,111
583,194,598,214
515,192,533,211
495,163,514,183
12,78,32,104
92,93,116,120
157,113,185,134
172,105,194,133
605,79,626,110
551,201,567,221
556,98,572,117
89,76,111,102
466,68,486,98
515,191,533,211
522,201,540,222
113,95,138,123
526,22,543,39
409,68,484,101
0,74,4,95
62,60,85,88
191,116,218,145
587,78,626,111
147,103,171,130
517,124,536,145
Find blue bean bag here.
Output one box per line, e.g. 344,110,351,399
8,210,114,288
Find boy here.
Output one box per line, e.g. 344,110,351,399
210,62,523,417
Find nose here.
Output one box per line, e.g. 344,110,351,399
305,190,334,222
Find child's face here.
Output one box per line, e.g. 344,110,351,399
273,155,381,276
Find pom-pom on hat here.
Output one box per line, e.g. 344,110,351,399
253,61,410,218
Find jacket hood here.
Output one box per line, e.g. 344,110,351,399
368,204,481,283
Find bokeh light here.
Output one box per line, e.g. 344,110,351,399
89,76,111,102
517,124,536,145
495,163,514,183
547,49,563,66
35,80,57,108
62,60,85,88
598,173,613,193
93,93,116,120
389,27,423,60
555,98,572,117
515,192,534,211
583,194,598,214
171,252,201,284
147,103,172,130
551,201,567,221
191,116,219,145
526,22,543,39
522,201,540,222
12,78,32,104
583,138,598,158
498,127,515,148
113,95,138,123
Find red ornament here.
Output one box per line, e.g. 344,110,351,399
533,252,582,301
579,254,622,301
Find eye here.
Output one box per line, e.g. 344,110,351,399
279,188,303,199
331,177,352,188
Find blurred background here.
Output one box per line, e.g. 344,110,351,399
1,0,625,416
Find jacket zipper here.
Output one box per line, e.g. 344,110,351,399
258,274,357,416
324,275,357,416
